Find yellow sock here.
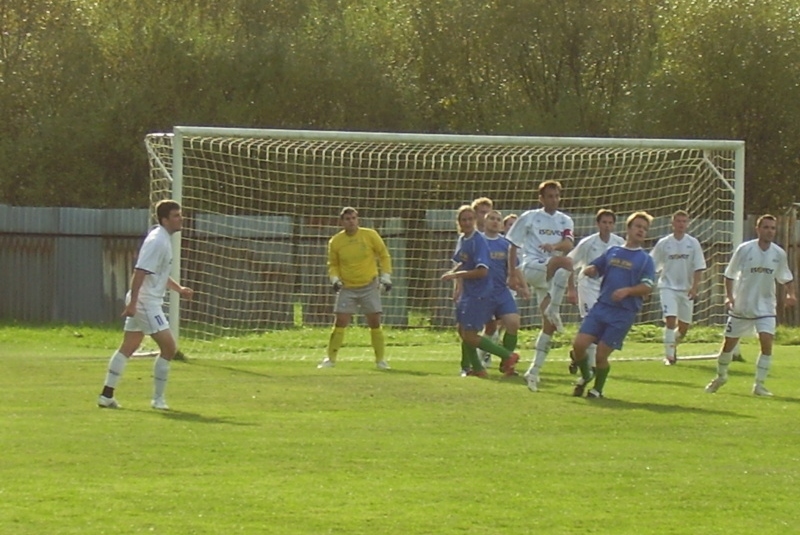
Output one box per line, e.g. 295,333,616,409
370,327,385,362
327,327,346,362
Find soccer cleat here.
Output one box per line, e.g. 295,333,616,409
752,383,774,397
663,357,677,366
376,360,391,370
732,353,746,363
466,369,488,378
524,371,540,392
97,395,121,409
478,349,491,368
317,358,335,369
568,350,578,375
501,352,520,376
459,367,471,377
544,306,564,333
586,388,603,399
572,377,590,397
151,397,169,410
704,376,727,393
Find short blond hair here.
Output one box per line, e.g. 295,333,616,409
538,180,562,197
626,211,653,228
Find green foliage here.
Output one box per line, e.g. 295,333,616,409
1,0,799,211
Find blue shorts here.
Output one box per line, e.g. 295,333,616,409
491,288,519,317
578,301,637,351
455,296,493,331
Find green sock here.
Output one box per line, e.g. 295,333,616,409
468,345,484,371
460,341,471,369
502,332,518,353
478,336,511,361
593,365,610,392
578,358,592,382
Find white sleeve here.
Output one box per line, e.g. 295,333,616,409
692,238,707,271
724,243,744,279
776,248,794,285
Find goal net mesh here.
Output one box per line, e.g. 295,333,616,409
145,130,739,343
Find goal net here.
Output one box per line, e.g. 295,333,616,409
144,127,744,345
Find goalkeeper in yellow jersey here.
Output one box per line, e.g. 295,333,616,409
317,207,393,370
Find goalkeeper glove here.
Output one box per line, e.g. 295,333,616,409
331,277,343,293
379,273,392,293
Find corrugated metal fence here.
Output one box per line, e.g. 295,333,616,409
0,205,150,323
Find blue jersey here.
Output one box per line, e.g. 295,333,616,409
591,246,655,312
485,235,512,291
452,231,492,299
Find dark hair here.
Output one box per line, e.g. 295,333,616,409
595,209,616,223
155,200,181,225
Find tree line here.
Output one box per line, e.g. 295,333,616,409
1,0,798,213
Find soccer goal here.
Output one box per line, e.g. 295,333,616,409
144,127,744,344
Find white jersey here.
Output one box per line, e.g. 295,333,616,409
132,225,173,305
569,232,625,293
505,208,574,268
650,233,706,291
725,239,793,319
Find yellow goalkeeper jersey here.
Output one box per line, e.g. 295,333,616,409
327,227,392,288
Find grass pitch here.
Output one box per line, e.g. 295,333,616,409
1,323,799,534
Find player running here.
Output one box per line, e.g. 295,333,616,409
566,209,625,374
705,214,796,396
571,212,656,398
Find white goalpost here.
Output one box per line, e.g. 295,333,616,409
144,127,745,347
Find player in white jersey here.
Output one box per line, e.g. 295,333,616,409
650,210,707,365
97,200,194,410
566,209,625,373
506,180,574,391
705,214,796,396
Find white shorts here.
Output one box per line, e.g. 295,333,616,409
124,301,170,335
659,288,695,324
723,315,775,339
577,286,599,319
334,280,382,315
521,261,550,304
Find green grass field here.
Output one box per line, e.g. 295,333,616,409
1,323,799,534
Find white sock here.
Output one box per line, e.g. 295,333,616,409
153,357,171,400
527,332,551,374
104,351,128,389
755,354,771,383
717,351,733,378
586,343,597,369
547,268,571,314
664,328,676,359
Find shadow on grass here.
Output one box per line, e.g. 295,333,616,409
153,409,258,426
563,396,753,418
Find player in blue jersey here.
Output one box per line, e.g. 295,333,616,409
441,205,520,377
570,211,656,398
482,209,521,374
